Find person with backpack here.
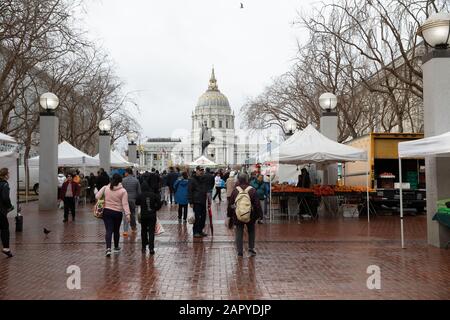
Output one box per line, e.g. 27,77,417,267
227,173,263,258
0,168,13,258
174,171,189,222
136,181,162,255
213,172,223,202
251,174,269,224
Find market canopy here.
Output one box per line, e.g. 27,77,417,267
28,141,99,167
189,155,217,167
398,131,450,158
0,132,16,143
94,150,138,168
261,124,367,165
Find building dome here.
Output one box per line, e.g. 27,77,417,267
196,68,230,108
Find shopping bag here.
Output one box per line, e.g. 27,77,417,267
187,210,195,224
155,219,165,235
93,189,106,219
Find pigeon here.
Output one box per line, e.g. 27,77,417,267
240,3,244,9
43,228,51,235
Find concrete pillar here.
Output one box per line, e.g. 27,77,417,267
39,115,58,211
320,111,338,185
423,49,450,248
99,134,111,174
128,143,137,164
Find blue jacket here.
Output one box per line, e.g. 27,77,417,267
174,178,189,205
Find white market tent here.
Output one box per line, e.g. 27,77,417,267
398,131,450,248
189,155,217,167
259,124,369,221
29,141,99,167
94,150,137,168
0,133,18,216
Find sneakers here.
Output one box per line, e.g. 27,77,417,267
113,247,121,253
122,232,128,237
149,249,155,255
105,249,111,257
178,219,182,223
248,249,257,257
193,233,203,238
2,249,13,258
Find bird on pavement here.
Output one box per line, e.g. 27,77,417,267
43,228,51,235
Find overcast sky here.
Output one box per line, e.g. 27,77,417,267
83,0,318,141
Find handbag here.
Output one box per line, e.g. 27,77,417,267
93,188,106,219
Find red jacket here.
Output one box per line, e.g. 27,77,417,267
59,181,80,200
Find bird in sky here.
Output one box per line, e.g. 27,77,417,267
44,228,51,236
240,3,244,9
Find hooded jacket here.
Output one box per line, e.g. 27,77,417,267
96,183,131,216
136,182,161,219
188,174,208,205
174,178,189,205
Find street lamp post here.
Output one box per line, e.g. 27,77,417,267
319,92,338,185
127,131,138,165
38,92,59,211
99,119,111,174
417,12,450,248
284,119,297,138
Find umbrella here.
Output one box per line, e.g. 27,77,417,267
208,198,214,236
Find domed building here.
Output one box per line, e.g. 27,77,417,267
191,68,237,164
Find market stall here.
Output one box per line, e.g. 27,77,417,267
398,131,450,249
94,150,138,169
189,155,218,168
0,133,18,216
265,124,369,221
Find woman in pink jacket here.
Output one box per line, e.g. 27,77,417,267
96,173,131,257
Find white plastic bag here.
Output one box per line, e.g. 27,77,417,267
155,218,165,235
187,210,195,224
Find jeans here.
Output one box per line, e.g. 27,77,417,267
123,201,136,230
103,208,123,249
141,214,156,249
213,187,222,201
161,187,169,203
178,204,188,220
0,213,9,249
63,197,76,220
193,203,206,235
235,223,255,255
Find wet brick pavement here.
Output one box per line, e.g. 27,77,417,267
0,201,449,299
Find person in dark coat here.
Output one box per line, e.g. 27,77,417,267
96,168,110,190
88,173,96,203
167,167,179,204
0,168,13,258
59,173,81,222
174,171,189,222
147,168,161,193
204,167,215,204
227,173,263,258
188,166,208,238
136,181,162,255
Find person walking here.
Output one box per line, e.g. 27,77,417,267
226,171,236,203
59,173,80,222
88,173,96,203
79,173,88,205
96,174,131,257
213,172,223,202
251,174,269,224
0,168,14,258
160,170,169,206
136,181,161,255
174,171,189,222
122,167,141,236
204,167,215,206
188,166,208,238
167,167,179,205
147,168,161,195
96,168,110,191
227,173,263,258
